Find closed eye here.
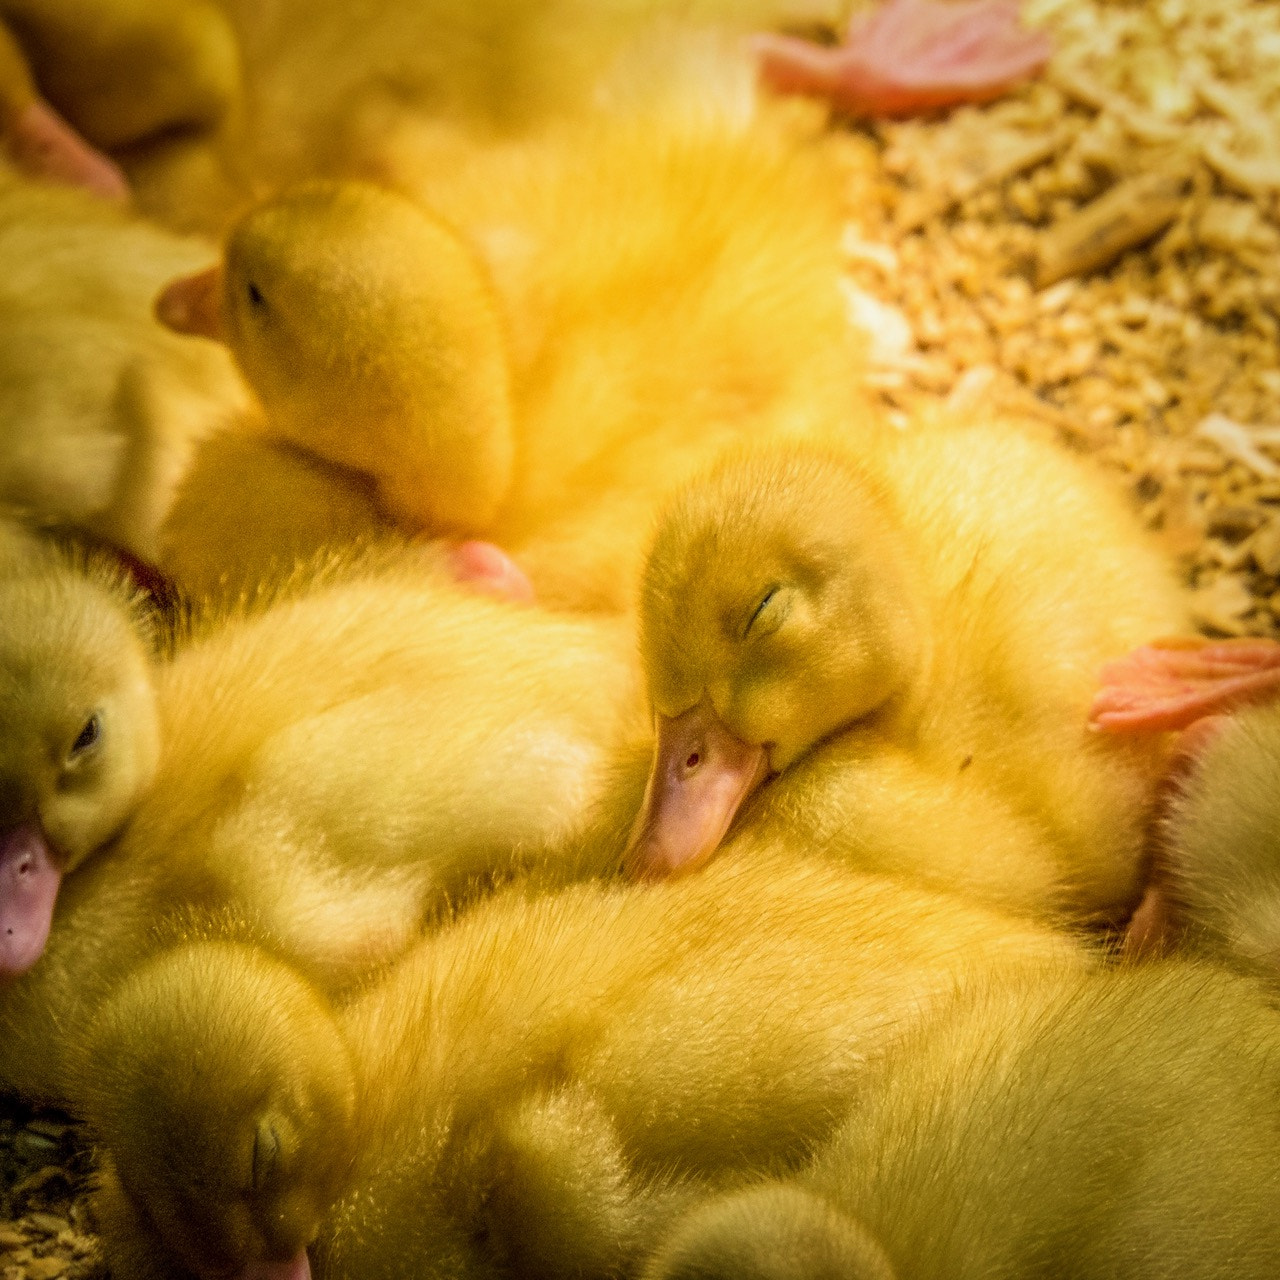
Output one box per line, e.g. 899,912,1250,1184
744,588,777,638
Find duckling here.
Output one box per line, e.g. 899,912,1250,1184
0,168,249,559
625,421,1190,923
0,525,158,978
0,541,646,1100
71,844,1082,1280
644,958,1280,1280
1089,636,1280,958
0,17,127,197
156,104,865,610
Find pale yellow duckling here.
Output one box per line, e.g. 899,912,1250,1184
626,421,1189,923
0,523,158,977
0,541,646,1101
72,845,1081,1280
645,958,1280,1280
156,105,866,610
0,168,248,560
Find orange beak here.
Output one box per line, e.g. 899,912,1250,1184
623,701,769,880
155,265,225,340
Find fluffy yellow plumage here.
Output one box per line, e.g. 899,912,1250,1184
627,417,1189,922
72,846,1081,1279
157,103,867,609
0,543,645,1099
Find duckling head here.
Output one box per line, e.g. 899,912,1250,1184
155,181,515,535
80,941,356,1280
626,446,920,879
0,563,158,974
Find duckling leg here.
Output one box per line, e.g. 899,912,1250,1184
754,0,1052,117
1090,637,1280,733
445,540,535,603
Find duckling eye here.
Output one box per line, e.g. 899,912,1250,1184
246,280,266,309
252,1119,279,1191
743,586,790,640
69,714,100,758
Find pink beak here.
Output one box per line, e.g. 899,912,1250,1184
623,701,769,880
0,824,61,976
155,265,225,340
230,1250,311,1280
4,98,129,201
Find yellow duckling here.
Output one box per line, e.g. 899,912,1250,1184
645,958,1280,1280
0,542,646,1101
625,421,1189,923
156,104,866,610
72,845,1081,1280
0,523,158,978
1138,693,1280,973
0,167,248,560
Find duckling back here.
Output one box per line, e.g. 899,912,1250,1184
646,959,1280,1280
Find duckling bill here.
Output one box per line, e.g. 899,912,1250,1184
0,824,60,974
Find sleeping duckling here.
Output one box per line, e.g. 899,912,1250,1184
0,17,127,197
0,168,249,559
72,844,1081,1280
644,958,1280,1280
0,541,645,1100
0,526,158,977
156,105,865,610
625,421,1189,923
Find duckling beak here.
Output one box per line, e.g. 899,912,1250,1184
4,99,129,202
624,702,769,880
229,1251,311,1280
0,823,60,976
155,265,225,340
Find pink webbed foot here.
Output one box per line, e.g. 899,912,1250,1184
445,540,535,604
4,98,129,201
755,0,1052,117
1090,637,1280,735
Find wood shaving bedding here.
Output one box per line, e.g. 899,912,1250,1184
832,0,1280,639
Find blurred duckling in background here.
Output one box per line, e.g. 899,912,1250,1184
0,519,158,977
0,540,645,1101
0,17,127,198
0,0,242,223
0,168,249,560
644,958,1280,1280
72,845,1081,1280
157,103,865,610
625,420,1189,924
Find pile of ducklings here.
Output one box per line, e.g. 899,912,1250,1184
2,1,1280,1277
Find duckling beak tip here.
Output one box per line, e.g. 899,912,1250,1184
155,265,225,340
5,99,129,202
0,823,60,977
623,703,768,881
